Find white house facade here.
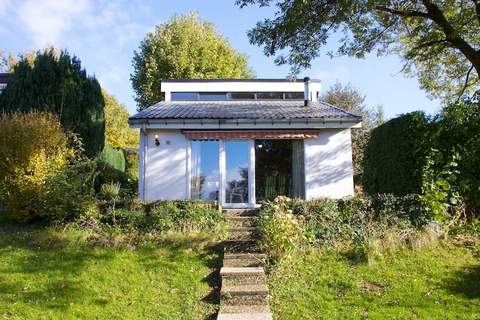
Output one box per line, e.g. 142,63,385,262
129,78,362,208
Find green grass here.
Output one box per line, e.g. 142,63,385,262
0,219,221,319
268,243,480,320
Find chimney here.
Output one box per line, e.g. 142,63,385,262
303,76,311,106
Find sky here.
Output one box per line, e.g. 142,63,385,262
0,0,441,118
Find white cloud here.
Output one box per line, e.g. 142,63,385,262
17,0,92,47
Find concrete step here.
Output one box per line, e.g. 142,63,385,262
224,240,261,254
223,253,266,267
223,209,259,216
221,267,265,286
227,227,258,240
217,311,272,320
227,216,256,227
219,304,271,314
221,284,269,306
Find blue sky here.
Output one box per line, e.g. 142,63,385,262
0,0,440,118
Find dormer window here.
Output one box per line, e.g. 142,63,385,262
170,91,305,101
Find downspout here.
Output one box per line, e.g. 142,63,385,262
141,126,147,201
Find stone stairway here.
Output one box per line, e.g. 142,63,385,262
217,209,272,320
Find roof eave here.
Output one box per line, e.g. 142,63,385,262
128,117,362,130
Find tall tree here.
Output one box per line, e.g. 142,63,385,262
0,49,105,157
103,90,139,149
237,0,480,101
131,12,254,110
321,82,383,174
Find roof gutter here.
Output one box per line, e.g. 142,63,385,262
128,117,362,129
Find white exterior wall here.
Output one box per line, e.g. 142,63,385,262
141,129,188,201
161,80,321,102
304,129,354,199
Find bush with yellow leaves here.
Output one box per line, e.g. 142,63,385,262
0,112,75,221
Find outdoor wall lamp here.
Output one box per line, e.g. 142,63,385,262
154,135,160,146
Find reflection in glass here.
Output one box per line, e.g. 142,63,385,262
255,139,304,201
225,140,249,203
191,140,219,202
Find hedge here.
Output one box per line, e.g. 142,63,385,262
363,112,430,195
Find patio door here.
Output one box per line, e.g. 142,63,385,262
220,140,255,208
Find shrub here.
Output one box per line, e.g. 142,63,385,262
257,197,305,261
257,195,432,261
98,144,125,172
124,148,139,181
147,200,226,233
363,112,430,195
95,200,226,234
363,95,480,218
41,159,98,222
0,112,75,221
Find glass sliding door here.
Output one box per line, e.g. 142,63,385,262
224,140,250,206
191,140,219,202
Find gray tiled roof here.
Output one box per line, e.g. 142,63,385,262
130,101,361,121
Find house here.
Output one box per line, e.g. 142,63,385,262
0,73,9,93
128,78,362,208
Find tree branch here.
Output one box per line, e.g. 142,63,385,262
375,5,430,18
458,64,475,99
414,39,449,50
421,0,480,77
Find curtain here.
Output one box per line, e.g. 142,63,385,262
191,141,201,199
291,139,305,199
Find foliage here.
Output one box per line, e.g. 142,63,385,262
0,48,105,157
124,149,139,181
131,12,254,110
98,144,125,172
421,149,463,222
92,200,226,236
100,182,121,213
0,112,75,222
145,200,226,233
41,159,98,222
321,82,384,174
268,244,480,319
430,95,480,214
103,90,138,149
256,196,305,260
257,195,431,261
363,94,480,217
237,0,480,101
363,111,430,195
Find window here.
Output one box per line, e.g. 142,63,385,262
191,140,220,202
198,92,227,100
256,92,284,100
230,92,255,100
171,92,197,100
171,91,305,101
284,92,304,100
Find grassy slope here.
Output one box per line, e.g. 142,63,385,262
0,221,221,320
269,244,480,320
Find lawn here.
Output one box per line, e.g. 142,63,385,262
0,219,221,320
268,243,480,320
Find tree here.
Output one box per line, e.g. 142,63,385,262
321,82,383,174
237,0,480,101
0,49,41,72
131,12,254,110
103,90,138,149
0,49,105,157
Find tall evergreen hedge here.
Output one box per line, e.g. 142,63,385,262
362,112,430,195
0,49,105,157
